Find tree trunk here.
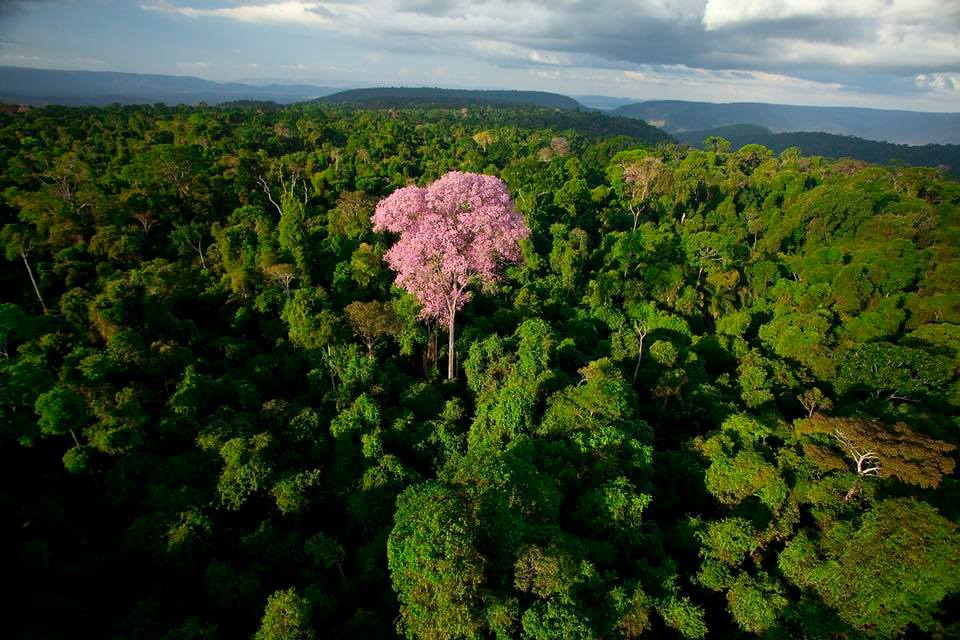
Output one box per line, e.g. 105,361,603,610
447,312,456,379
843,479,858,502
21,248,46,313
632,334,645,383
325,345,337,390
422,324,431,374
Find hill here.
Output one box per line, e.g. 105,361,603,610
0,66,338,106
675,124,960,176
315,89,672,144
318,87,583,109
612,99,960,145
434,106,673,144
572,95,636,110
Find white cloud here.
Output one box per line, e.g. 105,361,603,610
143,1,367,25
701,0,960,72
177,60,211,69
916,73,959,91
703,0,880,30
470,40,570,66
702,0,954,30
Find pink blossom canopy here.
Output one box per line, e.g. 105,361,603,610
372,171,530,322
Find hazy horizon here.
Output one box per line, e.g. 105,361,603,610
8,65,960,115
1,1,958,112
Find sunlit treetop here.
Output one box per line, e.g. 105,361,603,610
372,171,530,323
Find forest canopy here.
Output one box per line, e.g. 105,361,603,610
674,124,960,178
1,102,958,640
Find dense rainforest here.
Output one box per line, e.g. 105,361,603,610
674,125,960,178
316,88,582,109
1,102,959,640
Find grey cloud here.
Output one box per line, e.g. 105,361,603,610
141,0,960,101
357,0,960,79
0,0,52,21
550,13,948,75
393,0,459,16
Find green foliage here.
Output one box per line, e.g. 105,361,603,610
35,385,87,438
676,125,960,178
388,481,485,640
539,359,632,435
344,299,402,356
656,596,708,639
837,341,953,401
218,433,273,510
254,588,315,640
780,499,960,637
279,194,310,280
2,102,958,640
698,414,787,510
699,517,759,568
725,574,788,634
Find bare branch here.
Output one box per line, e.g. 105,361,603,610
258,175,282,216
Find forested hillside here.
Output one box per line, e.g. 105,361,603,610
613,100,960,145
675,125,960,177
315,103,671,144
0,66,338,107
318,87,582,109
1,103,959,640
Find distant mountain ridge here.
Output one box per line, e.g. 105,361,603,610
0,68,583,111
0,66,338,106
318,87,583,109
316,89,671,144
675,124,960,176
572,95,636,110
613,100,960,145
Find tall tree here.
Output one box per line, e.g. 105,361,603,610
1,224,47,312
373,171,529,379
345,300,403,357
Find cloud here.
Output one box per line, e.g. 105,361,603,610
177,60,212,70
702,0,956,30
916,73,959,92
0,0,53,20
0,51,54,64
72,57,106,66
136,0,960,106
469,40,571,67
702,0,880,30
622,64,844,93
142,1,368,26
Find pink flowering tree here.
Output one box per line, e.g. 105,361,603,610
373,171,530,379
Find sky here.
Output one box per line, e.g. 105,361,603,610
0,0,958,111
